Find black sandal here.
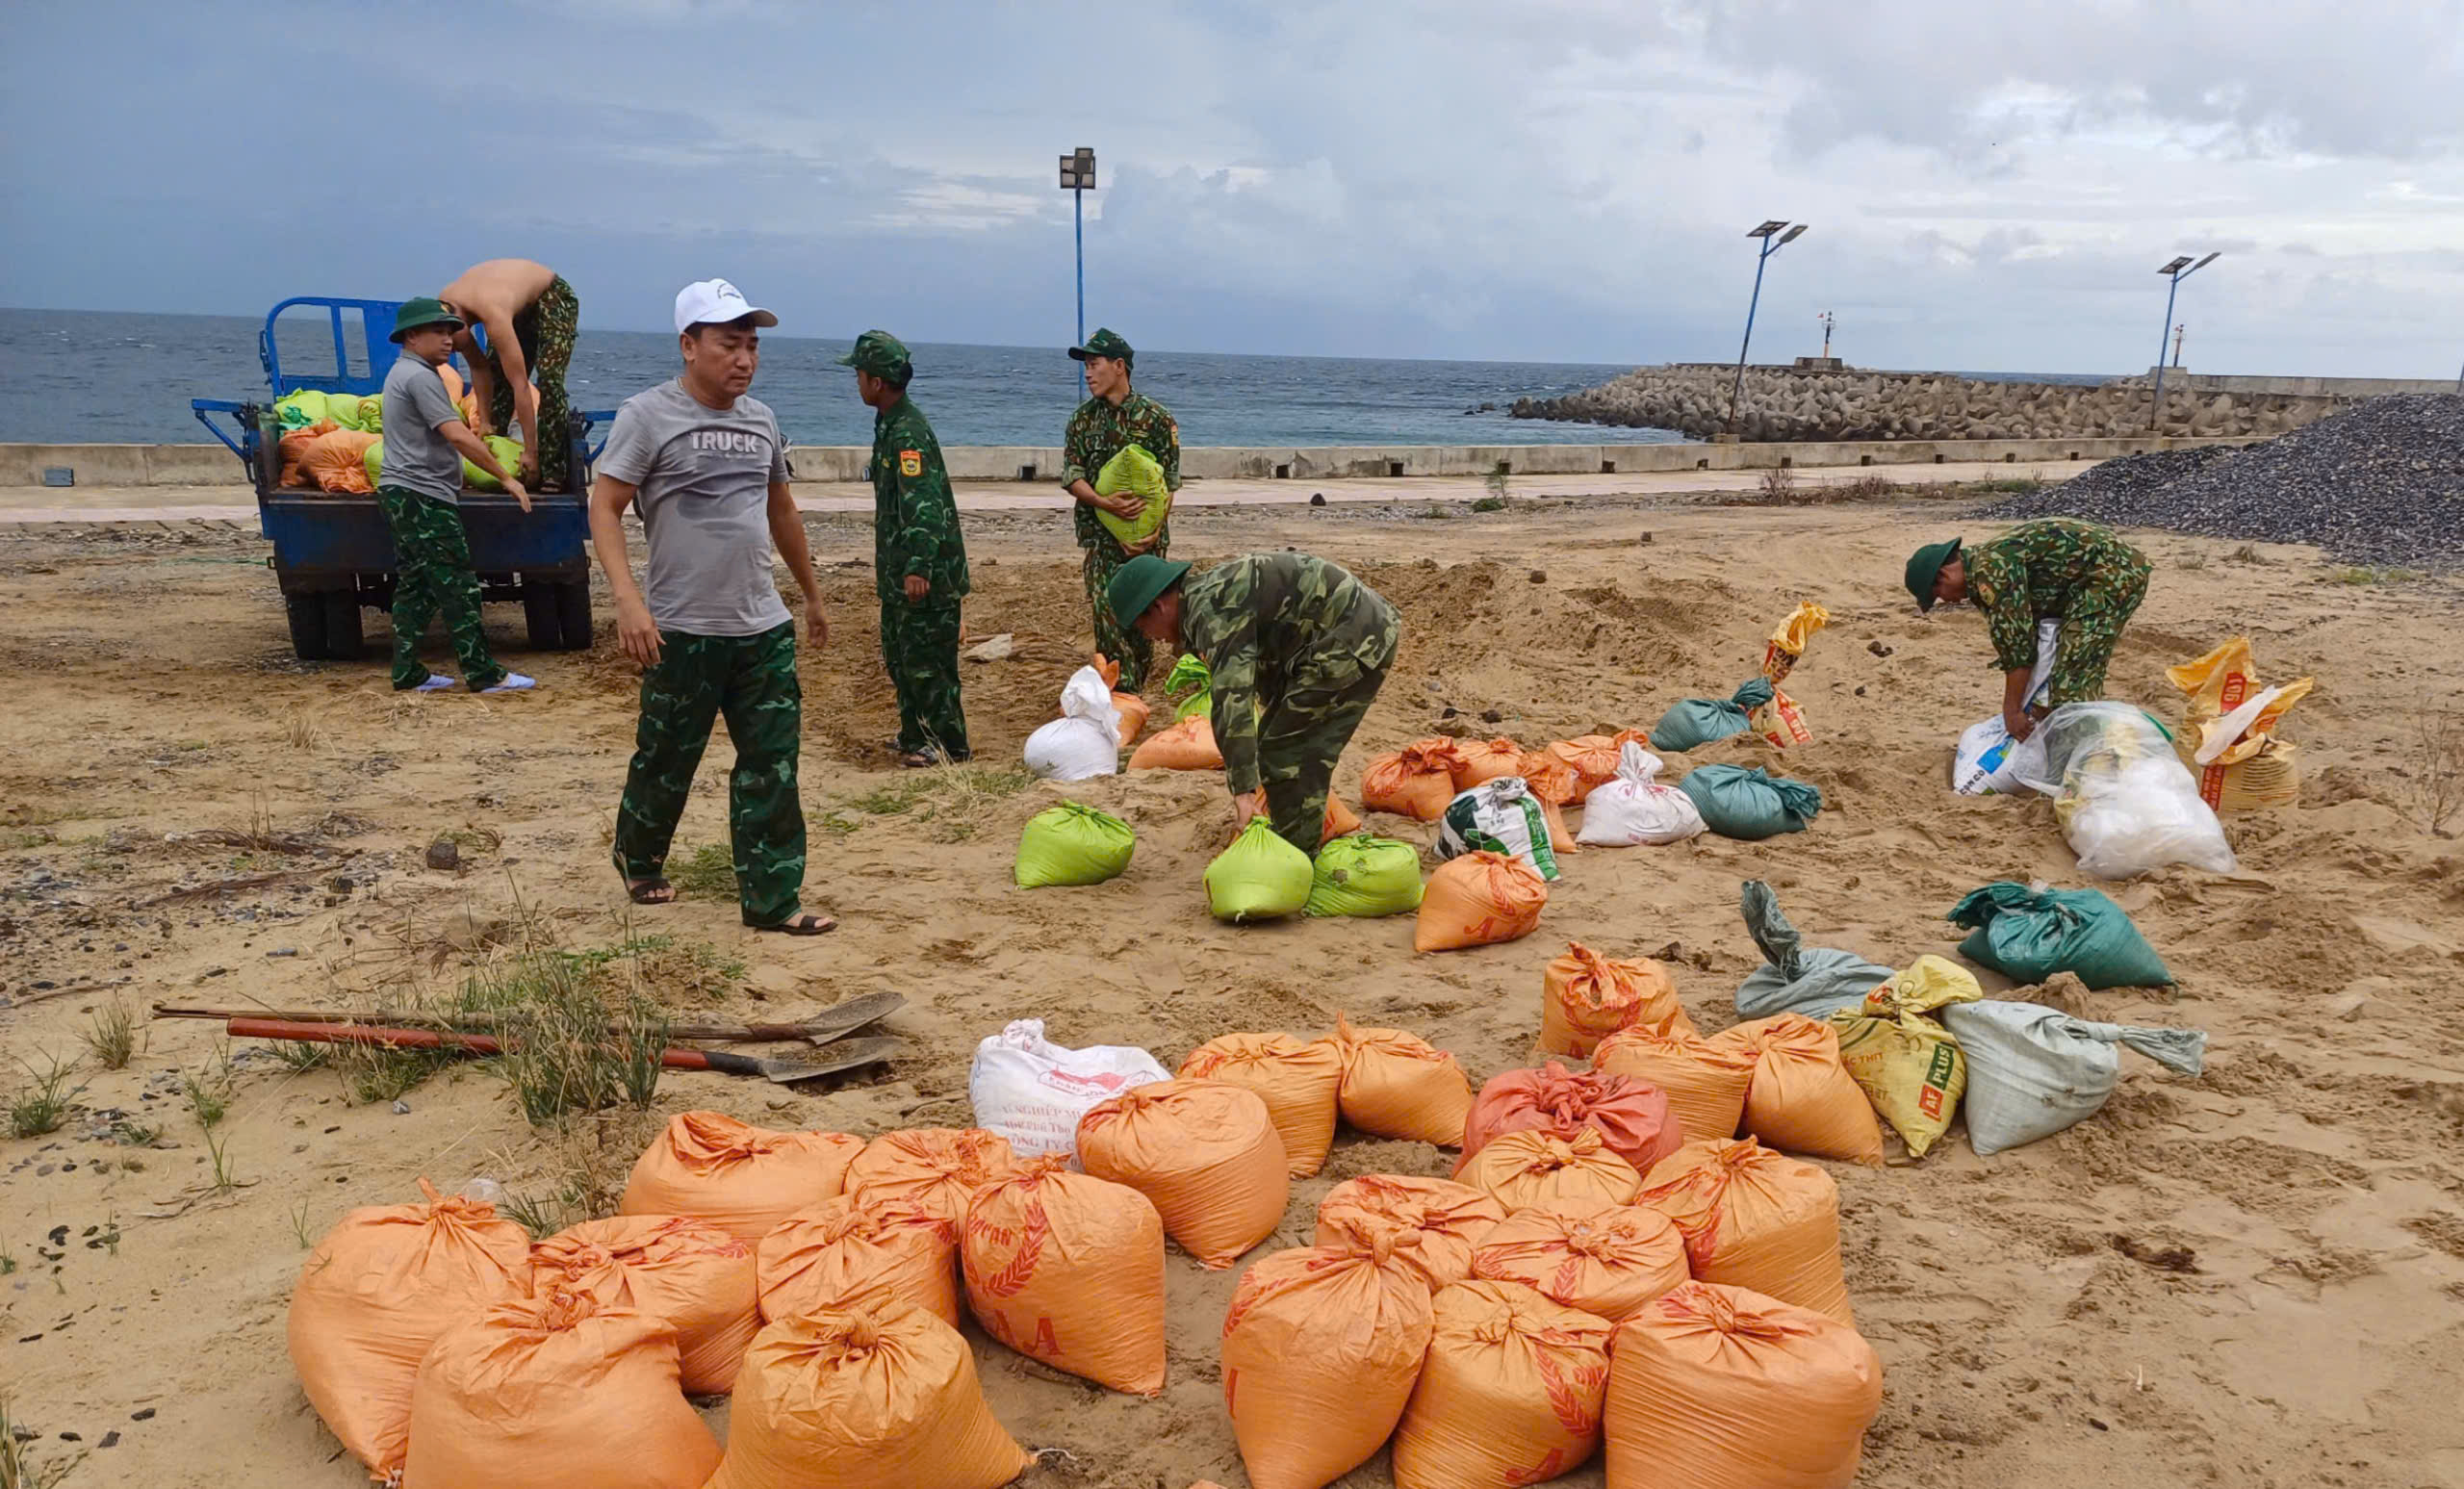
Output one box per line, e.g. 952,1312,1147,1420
625,877,675,905
748,911,836,936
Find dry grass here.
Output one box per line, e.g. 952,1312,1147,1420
496,1109,665,1239
280,705,326,753
1758,465,1800,503
80,997,141,1070
2409,703,2462,834
1,1391,85,1489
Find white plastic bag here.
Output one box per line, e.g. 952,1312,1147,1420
1942,1000,2207,1156
1951,620,2060,796
1023,666,1123,782
966,1018,1169,1161
1435,776,1560,881
2010,702,2236,878
1578,741,1706,845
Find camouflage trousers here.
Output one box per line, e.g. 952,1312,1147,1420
613,622,808,926
483,275,578,493
2047,555,2152,706
1258,628,1399,855
880,599,968,759
375,485,505,691
1082,527,1167,690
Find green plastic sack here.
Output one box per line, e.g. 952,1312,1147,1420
1304,835,1424,918
1164,654,1213,721
1735,879,1892,1018
1014,802,1136,888
1676,764,1821,840
1204,816,1313,923
1948,882,2173,989
323,393,367,430
273,389,329,430
362,438,385,487
1093,445,1172,549
1649,678,1776,753
463,435,525,492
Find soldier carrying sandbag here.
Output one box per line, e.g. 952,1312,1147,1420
1905,518,2153,743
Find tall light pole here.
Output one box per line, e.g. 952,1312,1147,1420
1058,147,1096,348
2148,251,2219,432
1727,219,1810,437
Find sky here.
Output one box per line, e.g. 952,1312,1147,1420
4,0,2461,375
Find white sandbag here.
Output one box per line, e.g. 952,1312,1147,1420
1578,741,1706,846
1942,1000,2207,1156
1951,620,2060,796
1023,665,1123,782
2010,702,2236,879
1436,776,1561,881
966,1018,1170,1161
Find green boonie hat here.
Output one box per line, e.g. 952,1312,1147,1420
1068,327,1134,366
835,329,912,380
1905,537,1964,611
390,296,463,344
1107,553,1192,629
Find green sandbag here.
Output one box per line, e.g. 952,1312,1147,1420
1093,445,1172,548
1735,880,1892,1017
1948,882,2173,989
1676,763,1821,840
323,393,367,430
1014,802,1136,888
1205,816,1313,923
1649,678,1776,753
357,392,384,432
1305,835,1424,918
273,390,329,430
363,438,385,487
1165,654,1213,721
463,435,525,492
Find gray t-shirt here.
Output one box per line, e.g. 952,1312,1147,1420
599,380,793,636
378,354,466,504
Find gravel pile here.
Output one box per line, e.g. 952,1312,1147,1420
1985,394,2464,568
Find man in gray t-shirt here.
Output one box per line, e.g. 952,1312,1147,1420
590,279,834,934
374,297,535,694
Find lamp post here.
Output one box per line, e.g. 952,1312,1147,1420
1727,219,1810,437
2148,252,2219,432
1058,147,1096,348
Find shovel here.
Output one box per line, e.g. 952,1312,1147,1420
156,988,907,1046
222,1017,902,1086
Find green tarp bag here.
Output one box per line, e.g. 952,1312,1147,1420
322,393,367,430
1205,816,1313,922
273,389,330,430
1093,445,1172,549
463,435,525,492
1649,678,1777,753
1677,764,1821,840
1735,879,1893,1018
1305,835,1424,918
1164,654,1213,721
1014,802,1136,888
1948,882,2173,989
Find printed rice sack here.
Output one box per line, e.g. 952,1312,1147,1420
1179,1032,1345,1177
1304,834,1424,918
1635,1139,1850,1322
2165,635,2311,811
1513,751,1582,851
1591,1028,1756,1145
1127,713,1222,770
1709,1014,1886,1166
1013,802,1134,887
1450,736,1527,789
1391,1280,1613,1489
1022,665,1123,782
1164,653,1213,720
527,1214,757,1395
620,1113,862,1242
1332,1013,1476,1144
1415,850,1549,953
1314,1174,1507,1292
1649,679,1775,754
962,1158,1167,1396
1092,444,1172,548
757,1194,961,1327
1205,816,1315,922
1578,741,1706,845
1948,880,2173,989
1540,941,1690,1059
1951,619,2060,794
1733,880,1895,1020
1460,1062,1684,1178
1363,740,1465,820
1469,1204,1690,1322
1677,764,1822,840
1829,956,1980,1160
844,1128,1019,1230
1942,1000,2207,1156
1456,1128,1642,1218
966,1019,1170,1162
1436,777,1562,881
1220,1238,1437,1489
1076,1080,1289,1268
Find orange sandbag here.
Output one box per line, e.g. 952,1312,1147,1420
845,1128,1020,1228
962,1157,1168,1396
1128,713,1222,769
707,1304,1031,1489
1708,1014,1886,1166
1112,690,1150,744
1414,850,1549,953
757,1194,960,1327
1332,1012,1476,1144
305,427,380,494
287,1178,530,1479
1540,942,1693,1058
1635,1138,1850,1323
1091,653,1122,686
1604,1281,1882,1489
1236,790,1366,852
527,1215,757,1396
1362,739,1463,820
1459,1061,1685,1177
1220,1237,1437,1489
278,419,341,486
1314,1174,1506,1291
1390,1279,1614,1489
1591,1028,1755,1146
1545,736,1623,802
1450,736,1527,788
1456,1128,1642,1217
1515,751,1582,854
620,1112,861,1242
1178,1032,1345,1177
436,360,466,403
1076,1080,1289,1268
1469,1204,1689,1322
401,1290,721,1489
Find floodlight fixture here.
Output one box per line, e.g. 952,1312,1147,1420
1058,147,1099,347
2192,251,2220,271
1777,223,1810,245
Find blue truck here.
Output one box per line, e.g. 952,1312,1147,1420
192,296,611,661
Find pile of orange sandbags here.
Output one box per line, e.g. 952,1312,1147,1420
1415,850,1549,952
962,1158,1168,1396
303,427,381,494
1539,941,1692,1057
1470,1204,1689,1322
1077,1080,1289,1268
1635,1138,1851,1323
1449,737,1526,788
1592,1028,1755,1145
1460,1062,1685,1177
1332,1014,1475,1144
1129,714,1222,769
1391,1280,1614,1489
527,1215,757,1395
1363,739,1463,820
1221,1234,1436,1489
1456,1128,1642,1217
1604,1281,1882,1489
756,1194,961,1326
401,1290,721,1489
278,418,341,486
1178,1032,1344,1177
708,1304,1031,1489
844,1127,1019,1226
1709,1014,1886,1166
1314,1174,1506,1291
621,1112,861,1241
287,1179,531,1480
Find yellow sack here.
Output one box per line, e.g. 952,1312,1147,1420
2164,637,2312,811
1759,602,1830,683
1827,955,1980,1159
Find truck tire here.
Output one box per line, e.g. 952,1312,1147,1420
322,589,365,659
555,579,593,650
522,580,565,652
285,593,329,661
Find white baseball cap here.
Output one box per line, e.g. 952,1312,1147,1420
673,279,779,335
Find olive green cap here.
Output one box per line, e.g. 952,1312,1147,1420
1106,553,1191,628
390,296,463,344
1067,327,1134,367
835,329,911,381
1905,537,1964,611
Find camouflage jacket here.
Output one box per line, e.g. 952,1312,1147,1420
1180,553,1399,794
1968,519,2148,673
1060,391,1181,549
868,395,969,604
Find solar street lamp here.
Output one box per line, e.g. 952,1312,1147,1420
1058,147,1096,347
1728,220,1810,436
2149,251,2220,431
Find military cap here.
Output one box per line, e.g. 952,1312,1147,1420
836,329,913,381
1067,327,1135,367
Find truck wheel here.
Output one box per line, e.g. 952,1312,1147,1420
285,594,329,660
522,580,565,651
322,590,365,659
555,579,594,650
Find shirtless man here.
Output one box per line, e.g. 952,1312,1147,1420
437,258,580,492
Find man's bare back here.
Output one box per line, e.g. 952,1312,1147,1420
438,259,560,476
439,259,556,325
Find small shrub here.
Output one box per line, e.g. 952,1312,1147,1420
2410,704,2462,835
9,1053,84,1139
81,998,141,1071
1470,496,1507,513
482,953,669,1127
1758,465,1800,504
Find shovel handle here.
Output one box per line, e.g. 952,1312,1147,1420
224,1017,753,1076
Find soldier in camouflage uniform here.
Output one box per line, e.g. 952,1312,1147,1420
842,330,969,764
1060,328,1180,690
1907,519,2153,742
1109,551,1400,854
441,259,581,492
